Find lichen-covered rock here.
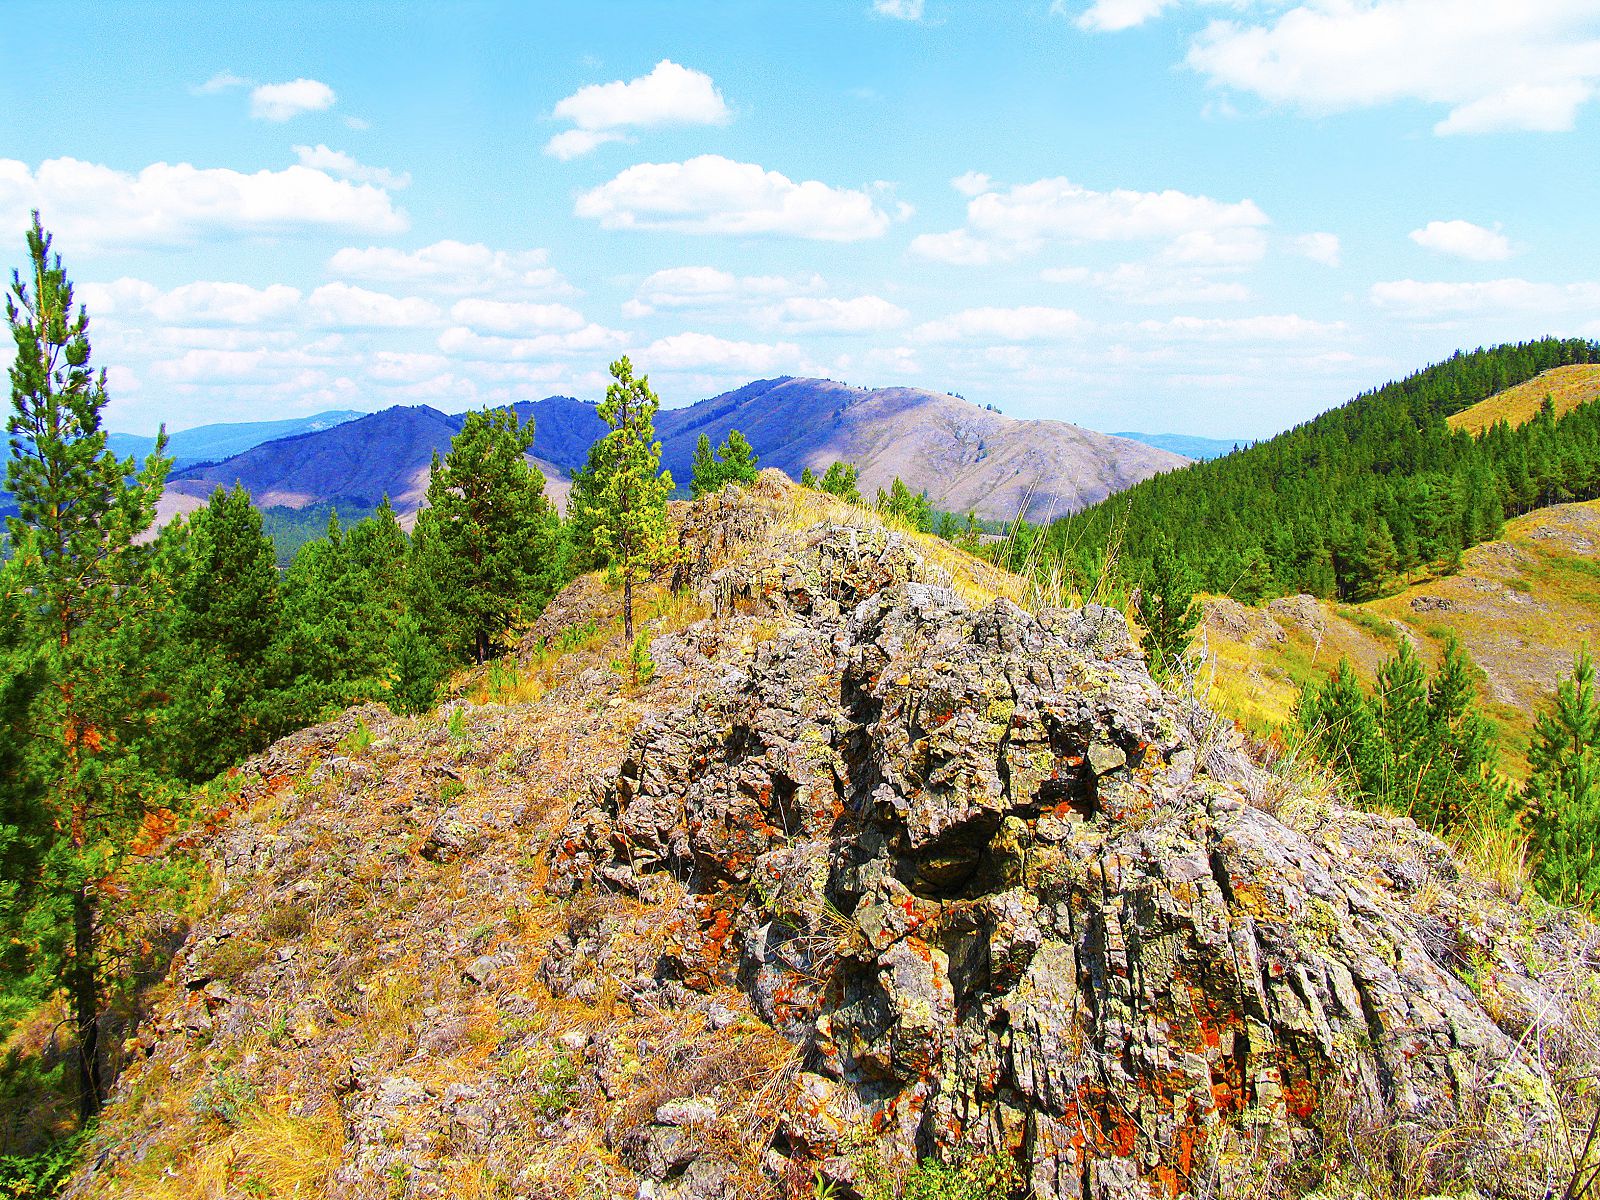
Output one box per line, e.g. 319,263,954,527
553,494,1590,1200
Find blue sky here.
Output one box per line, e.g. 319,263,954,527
2,0,1597,439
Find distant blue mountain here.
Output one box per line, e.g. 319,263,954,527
1113,432,1244,460
108,410,365,470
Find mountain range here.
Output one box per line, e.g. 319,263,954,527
108,410,365,471
159,377,1186,524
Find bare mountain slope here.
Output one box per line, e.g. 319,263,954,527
171,406,464,512
164,379,1184,524
655,377,1187,521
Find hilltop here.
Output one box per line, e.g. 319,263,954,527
1447,363,1600,435
61,474,1600,1200
161,378,1184,526
652,377,1186,521
1202,497,1600,774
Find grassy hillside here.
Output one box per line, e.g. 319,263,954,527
1202,497,1600,776
1447,363,1600,435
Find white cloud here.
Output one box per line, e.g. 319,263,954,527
367,351,450,384
638,332,803,373
448,298,587,334
249,78,337,122
912,174,1268,264
0,157,406,250
152,281,303,326
1158,227,1266,266
554,60,730,130
1132,314,1344,341
1068,0,1179,33
543,130,628,160
327,240,569,295
1370,277,1600,319
872,0,926,19
908,229,1006,266
950,171,993,197
1095,263,1252,304
1434,82,1594,134
1408,219,1513,261
762,295,909,333
292,144,411,189
1038,262,1249,304
80,276,438,331
546,60,729,157
1187,0,1600,135
624,266,822,317
438,324,628,360
915,306,1088,343
1294,231,1342,266
575,154,894,240
194,71,250,95
305,282,439,328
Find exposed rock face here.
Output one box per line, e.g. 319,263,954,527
552,483,1584,1199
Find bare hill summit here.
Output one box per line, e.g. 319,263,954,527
69,476,1598,1200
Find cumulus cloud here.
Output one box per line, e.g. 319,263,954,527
762,295,909,334
448,298,587,335
638,332,803,373
1370,277,1600,319
575,155,894,240
1294,232,1342,266
623,266,822,317
0,157,406,251
915,306,1088,343
292,145,411,189
327,240,570,295
305,282,440,328
249,78,337,121
1066,0,1179,33
872,0,926,19
911,175,1268,264
80,276,439,331
545,60,729,157
1408,219,1513,261
438,324,628,360
1186,0,1600,135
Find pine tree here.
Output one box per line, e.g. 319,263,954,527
818,461,862,505
579,357,675,640
410,408,559,663
149,485,285,782
1524,650,1600,907
4,214,170,1120
387,612,446,716
0,554,47,1026
689,429,760,498
1137,533,1201,681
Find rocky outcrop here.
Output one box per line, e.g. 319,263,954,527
552,484,1594,1199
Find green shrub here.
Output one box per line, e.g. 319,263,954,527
0,1132,84,1197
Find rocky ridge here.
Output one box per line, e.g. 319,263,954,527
70,474,1600,1200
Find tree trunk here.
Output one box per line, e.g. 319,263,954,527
623,570,634,642
72,884,101,1122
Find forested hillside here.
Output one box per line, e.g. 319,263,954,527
1027,339,1600,602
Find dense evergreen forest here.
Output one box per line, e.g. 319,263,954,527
1011,338,1600,602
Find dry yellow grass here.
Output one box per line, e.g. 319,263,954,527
1447,363,1600,435
125,1102,344,1200
1200,499,1600,781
